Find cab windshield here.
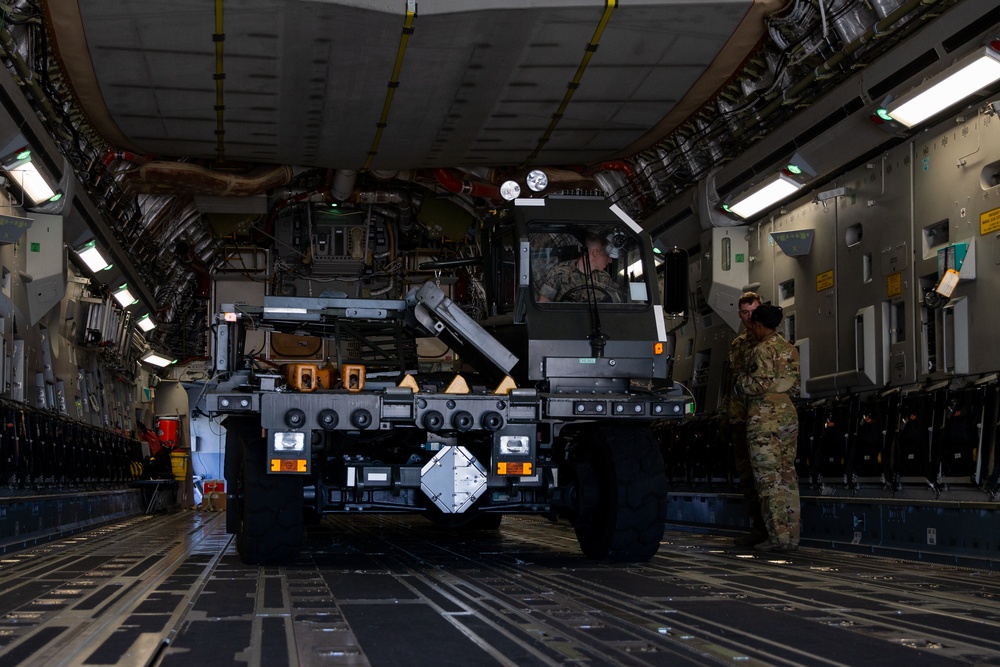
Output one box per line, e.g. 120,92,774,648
529,222,652,307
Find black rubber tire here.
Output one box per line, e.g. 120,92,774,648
572,425,667,562
223,418,249,536
234,428,305,565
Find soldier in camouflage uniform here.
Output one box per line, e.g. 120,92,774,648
736,304,801,553
537,233,621,303
722,292,767,546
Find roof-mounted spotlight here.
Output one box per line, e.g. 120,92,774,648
1,148,57,205
723,171,803,220
136,313,156,332
112,283,138,308
140,350,176,367
885,39,1000,127
76,240,112,273
525,169,548,193
500,180,521,201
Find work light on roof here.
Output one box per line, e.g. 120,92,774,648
500,180,521,201
525,170,548,193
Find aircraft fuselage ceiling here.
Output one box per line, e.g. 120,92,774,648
0,0,998,451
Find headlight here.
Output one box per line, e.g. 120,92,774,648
499,435,529,456
272,431,305,452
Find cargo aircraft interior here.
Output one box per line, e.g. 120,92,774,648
2,1,1000,665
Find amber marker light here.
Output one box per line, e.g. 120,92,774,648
654,342,664,355
498,462,532,476
271,459,307,473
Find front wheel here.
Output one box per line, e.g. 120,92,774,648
232,424,304,565
571,425,667,562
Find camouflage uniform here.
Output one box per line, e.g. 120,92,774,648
737,331,800,548
723,329,766,535
537,261,619,302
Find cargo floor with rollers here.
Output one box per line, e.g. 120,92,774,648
2,511,1000,667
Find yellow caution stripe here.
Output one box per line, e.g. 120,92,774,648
213,0,225,161
524,0,617,164
364,1,417,170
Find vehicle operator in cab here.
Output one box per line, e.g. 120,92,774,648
537,233,621,303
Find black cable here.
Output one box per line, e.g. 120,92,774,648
579,242,607,358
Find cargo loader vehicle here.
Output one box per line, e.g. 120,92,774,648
205,196,693,563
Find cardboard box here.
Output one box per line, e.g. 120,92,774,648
199,492,227,512
208,492,226,510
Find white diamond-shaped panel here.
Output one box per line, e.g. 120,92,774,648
420,446,487,514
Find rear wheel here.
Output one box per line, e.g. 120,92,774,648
572,425,667,562
231,423,304,565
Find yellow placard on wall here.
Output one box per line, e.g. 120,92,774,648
981,206,1000,236
887,272,902,297
816,269,834,291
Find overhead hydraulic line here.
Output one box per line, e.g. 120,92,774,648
213,0,225,161
611,0,954,219
364,0,416,171
523,0,617,166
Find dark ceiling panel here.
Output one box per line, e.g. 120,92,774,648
65,0,754,170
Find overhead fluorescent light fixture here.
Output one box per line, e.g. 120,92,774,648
113,283,137,308
141,350,175,367
136,314,156,332
724,172,803,220
886,40,1000,127
77,241,112,273
1,148,56,205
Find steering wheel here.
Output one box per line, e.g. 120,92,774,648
558,284,618,303
417,257,482,270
